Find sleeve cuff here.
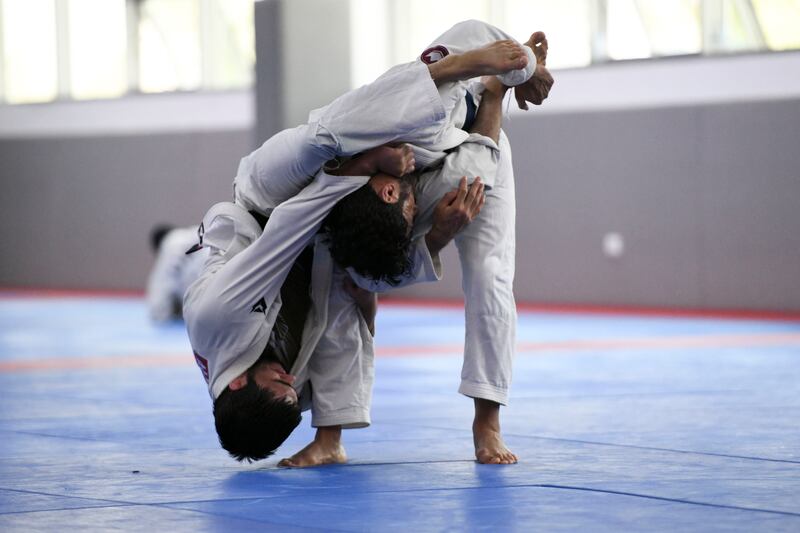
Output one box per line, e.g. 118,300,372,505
418,237,443,282
498,46,535,87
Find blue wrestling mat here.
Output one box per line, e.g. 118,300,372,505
1,293,799,531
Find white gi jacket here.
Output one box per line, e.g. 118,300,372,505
185,60,449,408
186,19,533,427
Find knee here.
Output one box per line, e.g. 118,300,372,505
462,258,514,316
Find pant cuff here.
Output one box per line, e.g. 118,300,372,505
458,381,509,405
311,407,370,429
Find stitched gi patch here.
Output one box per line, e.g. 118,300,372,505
421,45,450,64
251,297,267,314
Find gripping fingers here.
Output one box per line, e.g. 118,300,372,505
400,144,415,175
455,176,469,203
468,180,485,218
467,177,483,207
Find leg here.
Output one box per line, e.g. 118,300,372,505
454,130,517,464
427,40,528,84
235,60,450,213
277,426,346,468
280,247,376,467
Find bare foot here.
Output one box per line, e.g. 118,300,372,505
277,426,346,468
461,40,529,77
526,31,548,66
428,40,528,85
474,424,518,464
473,398,518,465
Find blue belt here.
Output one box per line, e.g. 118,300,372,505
462,90,477,132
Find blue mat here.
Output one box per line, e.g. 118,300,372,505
1,295,799,531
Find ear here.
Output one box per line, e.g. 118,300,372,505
228,373,248,391
380,181,401,204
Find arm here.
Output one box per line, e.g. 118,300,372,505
469,76,508,143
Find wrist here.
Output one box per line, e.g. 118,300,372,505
425,227,450,256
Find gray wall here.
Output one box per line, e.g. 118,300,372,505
392,98,800,312
0,3,798,312
0,130,250,290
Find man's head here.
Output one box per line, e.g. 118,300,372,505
324,173,417,284
213,358,301,462
149,224,174,253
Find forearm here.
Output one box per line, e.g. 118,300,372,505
425,227,452,257
327,155,377,177
469,79,508,143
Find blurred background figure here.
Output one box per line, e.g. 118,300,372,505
146,224,205,322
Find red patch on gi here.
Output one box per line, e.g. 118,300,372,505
193,351,209,383
421,45,450,64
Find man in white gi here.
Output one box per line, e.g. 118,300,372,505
321,20,552,466
184,40,527,462
146,225,207,322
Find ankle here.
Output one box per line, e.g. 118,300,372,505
314,425,342,444
473,399,501,431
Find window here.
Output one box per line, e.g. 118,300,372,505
752,0,800,50
1,0,798,104
608,0,702,60
1,0,58,104
351,0,799,89
138,0,202,93
502,0,592,68
0,0,254,104
68,0,128,100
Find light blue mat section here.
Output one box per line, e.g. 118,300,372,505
1,296,799,531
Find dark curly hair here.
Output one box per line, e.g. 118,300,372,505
213,363,302,462
324,182,413,284
149,224,174,252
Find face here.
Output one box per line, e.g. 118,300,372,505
400,183,417,230
249,361,298,405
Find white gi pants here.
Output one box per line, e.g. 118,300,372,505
455,130,516,404
413,131,516,405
